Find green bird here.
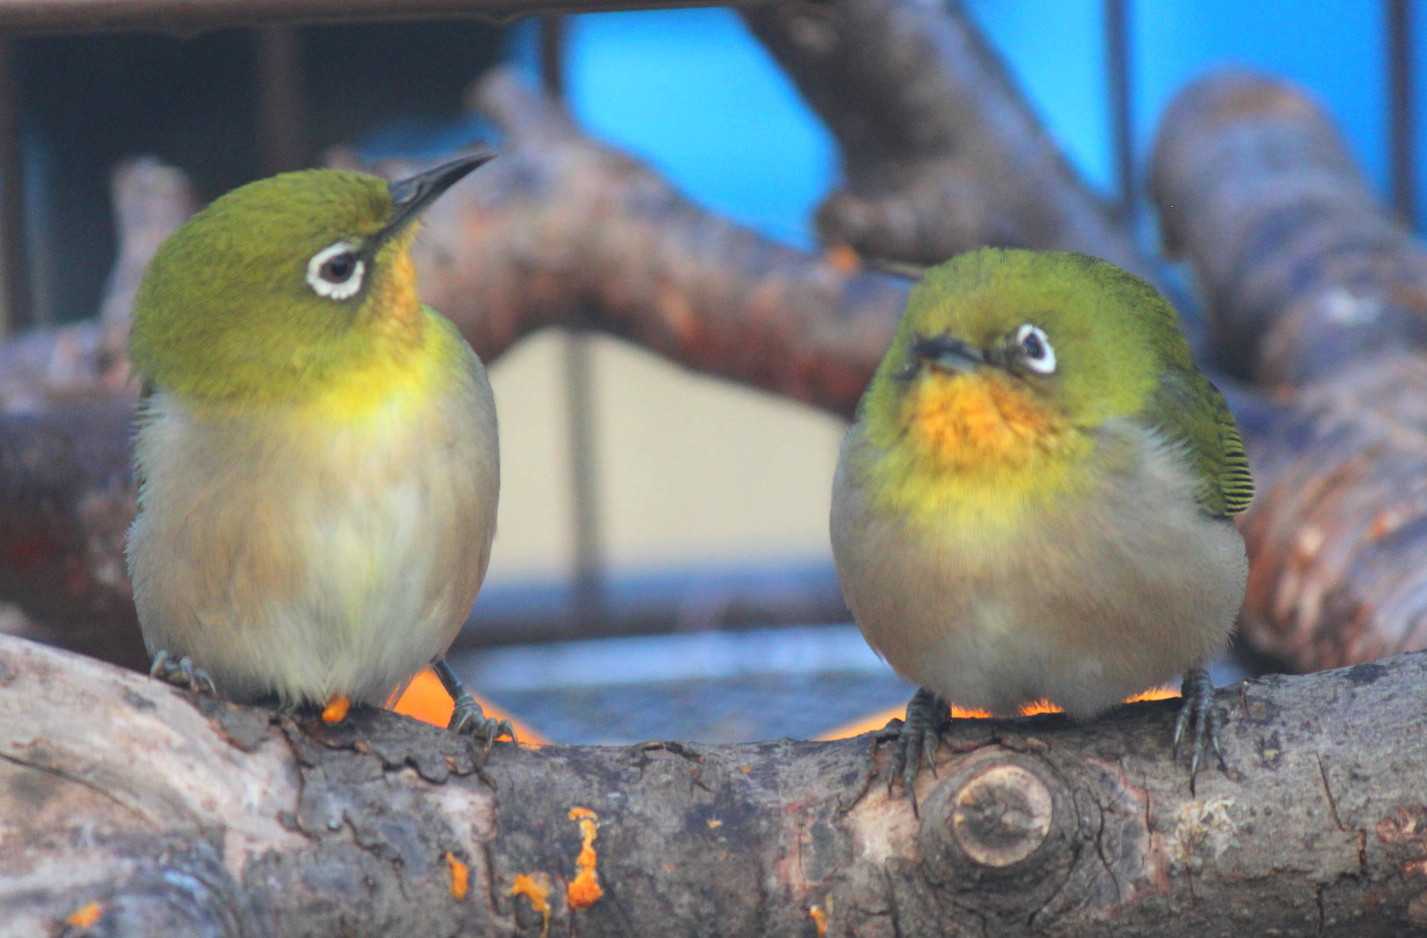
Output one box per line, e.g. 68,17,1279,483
831,248,1252,791
126,153,511,744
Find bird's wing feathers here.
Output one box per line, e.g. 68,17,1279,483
1148,368,1254,519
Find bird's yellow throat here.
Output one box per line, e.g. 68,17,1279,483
904,371,1070,470
863,371,1094,531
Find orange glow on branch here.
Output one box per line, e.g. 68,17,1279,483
566,806,604,909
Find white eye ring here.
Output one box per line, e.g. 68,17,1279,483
1015,323,1056,374
306,240,365,300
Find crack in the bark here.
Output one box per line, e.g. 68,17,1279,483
341,812,410,881
1093,794,1124,904
1316,754,1346,831
881,866,905,938
275,722,319,842
627,740,709,792
1315,883,1326,935
836,737,883,817
1027,815,1088,931
0,750,143,821
1141,769,1152,836
1315,753,1369,874
477,842,503,922
634,740,703,765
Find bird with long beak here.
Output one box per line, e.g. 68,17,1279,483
127,154,509,744
832,248,1252,792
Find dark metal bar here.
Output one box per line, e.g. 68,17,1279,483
1104,0,1135,220
0,38,29,335
0,0,756,36
541,13,609,629
255,26,307,174
1388,0,1416,223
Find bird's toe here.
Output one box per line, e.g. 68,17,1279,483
149,650,216,696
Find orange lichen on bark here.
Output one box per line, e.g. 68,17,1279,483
566,806,604,909
320,695,351,725
64,901,104,928
510,872,552,938
389,667,548,747
809,904,829,936
444,851,469,901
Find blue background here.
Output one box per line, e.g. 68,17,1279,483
506,3,1404,247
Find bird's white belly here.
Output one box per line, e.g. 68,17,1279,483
127,380,498,707
831,424,1247,719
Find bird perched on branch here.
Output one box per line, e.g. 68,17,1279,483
831,248,1252,791
126,154,511,746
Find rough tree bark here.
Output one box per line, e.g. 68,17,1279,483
5,634,1427,936
1152,73,1427,671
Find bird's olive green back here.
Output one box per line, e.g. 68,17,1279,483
1071,253,1254,519
1146,368,1254,518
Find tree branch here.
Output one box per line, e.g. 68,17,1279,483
1151,71,1427,387
1151,72,1427,670
5,633,1426,935
0,401,144,669
739,0,1165,297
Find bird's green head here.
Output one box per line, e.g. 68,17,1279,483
861,248,1190,482
129,153,492,406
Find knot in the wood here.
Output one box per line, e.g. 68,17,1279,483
920,759,1058,874
948,764,1053,867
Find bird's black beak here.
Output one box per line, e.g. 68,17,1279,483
911,334,984,374
379,150,495,243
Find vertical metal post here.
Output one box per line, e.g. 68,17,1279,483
255,26,307,175
543,15,607,632
1104,0,1135,222
1388,0,1416,224
0,37,30,336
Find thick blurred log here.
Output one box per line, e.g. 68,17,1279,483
1151,72,1427,387
8,633,1427,936
740,0,1164,295
0,400,145,669
0,159,193,412
1152,72,1427,671
1234,356,1427,668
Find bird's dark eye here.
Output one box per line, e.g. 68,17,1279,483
1015,323,1056,374
320,253,356,283
306,240,366,300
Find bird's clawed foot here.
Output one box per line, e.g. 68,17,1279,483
883,687,950,809
432,658,516,754
148,649,217,695
1173,666,1227,791
449,692,516,753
